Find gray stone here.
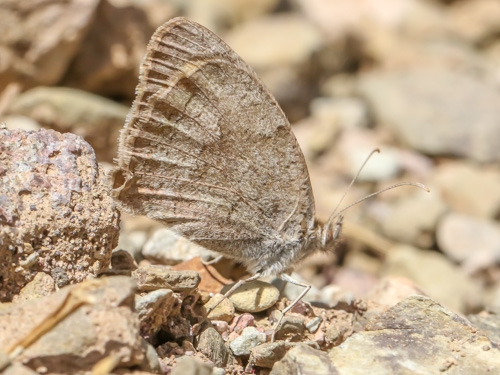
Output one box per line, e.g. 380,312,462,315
132,265,200,292
229,327,266,356
373,189,448,248
3,115,41,132
60,1,153,99
448,0,500,44
275,314,306,340
2,363,39,375
272,273,323,304
196,327,232,367
142,228,216,265
382,245,481,312
306,97,369,157
224,13,321,71
306,316,323,333
432,162,500,219
111,249,138,271
437,213,500,272
329,296,500,374
223,13,323,121
358,68,500,162
271,345,338,375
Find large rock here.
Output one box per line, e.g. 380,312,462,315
0,277,158,374
0,128,119,301
329,296,500,374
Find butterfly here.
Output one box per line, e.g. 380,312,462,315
111,17,426,341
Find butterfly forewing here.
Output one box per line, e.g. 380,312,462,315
112,17,316,260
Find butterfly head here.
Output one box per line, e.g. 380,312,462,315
316,215,343,252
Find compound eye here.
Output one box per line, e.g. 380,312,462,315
322,226,333,246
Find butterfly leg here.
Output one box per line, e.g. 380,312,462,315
206,272,261,315
201,254,224,266
271,273,311,343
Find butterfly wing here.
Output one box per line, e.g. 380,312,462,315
112,17,316,261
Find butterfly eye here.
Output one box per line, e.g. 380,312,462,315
321,214,343,248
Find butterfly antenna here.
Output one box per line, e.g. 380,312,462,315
325,149,430,229
325,148,381,228
329,182,430,223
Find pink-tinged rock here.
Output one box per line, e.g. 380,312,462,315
0,128,120,301
230,313,255,334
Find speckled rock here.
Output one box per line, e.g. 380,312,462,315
328,295,500,374
223,280,280,313
132,265,200,292
229,327,266,356
0,128,120,301
204,294,235,322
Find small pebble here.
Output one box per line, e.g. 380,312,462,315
132,265,200,292
204,294,235,322
275,314,306,339
229,327,266,356
223,280,279,313
230,313,255,333
306,316,323,333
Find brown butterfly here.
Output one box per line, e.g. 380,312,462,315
111,17,426,341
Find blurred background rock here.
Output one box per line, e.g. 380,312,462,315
2,0,500,317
